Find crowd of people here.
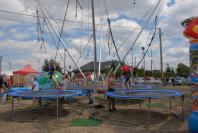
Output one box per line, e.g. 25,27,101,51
0,75,12,104
0,62,133,113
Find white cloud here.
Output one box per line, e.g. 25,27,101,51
0,0,25,12
0,39,89,73
0,31,4,37
0,0,196,73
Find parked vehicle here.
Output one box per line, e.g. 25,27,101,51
147,77,162,84
134,77,144,84
174,77,187,85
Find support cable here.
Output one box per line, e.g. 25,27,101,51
136,16,158,68
104,0,122,64
54,0,70,61
36,0,86,79
114,0,162,73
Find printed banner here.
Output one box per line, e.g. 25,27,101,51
190,45,198,111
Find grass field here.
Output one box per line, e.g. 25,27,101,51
0,86,192,133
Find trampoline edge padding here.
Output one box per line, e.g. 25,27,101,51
8,90,84,99
106,90,184,99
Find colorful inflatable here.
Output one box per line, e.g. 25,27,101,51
182,16,198,133
182,17,198,44
37,71,63,90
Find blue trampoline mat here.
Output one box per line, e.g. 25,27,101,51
9,87,31,92
106,90,183,99
67,85,82,89
130,84,153,89
8,90,84,99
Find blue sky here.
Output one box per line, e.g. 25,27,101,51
0,0,194,73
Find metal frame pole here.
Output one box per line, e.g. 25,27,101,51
36,0,86,79
64,49,66,74
11,97,14,120
57,97,59,120
113,0,162,73
148,98,151,125
170,97,172,113
159,28,164,85
91,0,97,104
181,95,184,120
0,56,2,74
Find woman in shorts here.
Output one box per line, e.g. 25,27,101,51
107,73,117,112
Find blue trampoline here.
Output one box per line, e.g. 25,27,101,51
9,87,31,93
8,90,83,99
9,89,84,120
66,85,90,96
106,89,184,121
106,90,183,99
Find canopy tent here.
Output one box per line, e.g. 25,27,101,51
13,64,38,75
13,65,38,86
1,70,14,76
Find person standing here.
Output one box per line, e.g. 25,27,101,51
61,74,68,90
32,77,40,106
32,77,39,91
107,73,117,112
2,76,8,104
49,61,56,79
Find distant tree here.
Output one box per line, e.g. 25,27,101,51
164,63,174,78
41,59,62,73
145,70,152,77
153,70,161,78
171,67,175,77
136,67,144,77
176,63,190,78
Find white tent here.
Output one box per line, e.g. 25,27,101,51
1,70,14,76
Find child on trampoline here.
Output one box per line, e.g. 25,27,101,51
49,61,57,79
107,73,117,112
121,64,131,94
32,77,39,91
32,77,40,106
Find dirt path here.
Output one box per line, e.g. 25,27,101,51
0,86,192,133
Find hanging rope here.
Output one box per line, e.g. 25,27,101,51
36,8,40,43
105,27,111,54
133,0,136,4
104,0,122,64
107,18,122,63
80,0,83,56
42,14,64,61
135,0,165,68
54,0,70,61
36,0,86,79
111,0,158,60
37,9,48,59
136,16,158,68
41,19,48,59
75,0,82,18
72,34,93,70
114,0,162,73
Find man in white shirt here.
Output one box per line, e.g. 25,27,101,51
32,77,39,91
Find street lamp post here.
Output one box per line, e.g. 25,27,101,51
141,47,145,85
37,60,41,72
8,61,12,70
0,56,2,74
64,49,66,74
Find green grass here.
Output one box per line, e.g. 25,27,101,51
70,118,102,127
146,102,168,108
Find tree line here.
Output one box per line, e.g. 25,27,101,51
134,63,190,78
